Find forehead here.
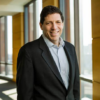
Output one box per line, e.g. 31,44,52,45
44,13,62,21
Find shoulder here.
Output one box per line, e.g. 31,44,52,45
18,38,41,57
63,41,76,55
64,41,75,49
21,39,39,50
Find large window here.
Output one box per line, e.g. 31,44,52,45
79,0,92,100
24,0,42,43
0,16,13,78
79,0,92,79
70,0,74,45
7,16,12,64
59,0,74,44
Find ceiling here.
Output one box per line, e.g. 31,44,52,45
0,0,31,16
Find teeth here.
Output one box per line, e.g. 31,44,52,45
50,32,58,33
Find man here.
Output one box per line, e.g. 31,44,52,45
16,5,80,100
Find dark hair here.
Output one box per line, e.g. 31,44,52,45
40,5,64,24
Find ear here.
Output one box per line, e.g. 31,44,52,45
39,23,43,30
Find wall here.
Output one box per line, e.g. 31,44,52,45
13,13,24,81
92,0,100,99
43,0,59,8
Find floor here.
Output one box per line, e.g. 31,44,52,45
0,79,17,100
0,79,92,100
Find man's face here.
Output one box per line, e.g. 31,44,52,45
40,13,64,46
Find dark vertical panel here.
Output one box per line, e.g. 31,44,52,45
28,6,30,41
33,1,37,40
24,7,29,43
59,0,65,40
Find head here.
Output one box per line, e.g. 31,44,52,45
40,5,64,24
40,5,64,46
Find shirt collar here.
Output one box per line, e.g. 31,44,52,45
42,34,65,48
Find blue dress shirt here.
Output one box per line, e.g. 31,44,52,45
42,34,69,89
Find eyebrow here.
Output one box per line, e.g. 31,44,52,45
46,20,62,22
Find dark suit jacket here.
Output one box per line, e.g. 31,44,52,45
16,36,80,100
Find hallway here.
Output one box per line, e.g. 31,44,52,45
0,79,17,100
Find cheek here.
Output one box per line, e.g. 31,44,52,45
59,24,64,29
43,28,50,35
45,27,51,32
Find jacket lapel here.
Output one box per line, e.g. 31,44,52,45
64,43,74,93
39,36,64,87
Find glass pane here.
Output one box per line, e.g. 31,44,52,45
0,64,5,75
6,64,12,76
28,3,34,42
81,80,92,100
79,0,92,79
7,16,12,64
70,0,74,45
0,17,5,63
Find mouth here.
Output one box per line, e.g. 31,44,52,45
50,31,59,34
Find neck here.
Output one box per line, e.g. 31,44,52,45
52,40,60,47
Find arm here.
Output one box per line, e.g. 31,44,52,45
16,47,34,100
73,48,80,100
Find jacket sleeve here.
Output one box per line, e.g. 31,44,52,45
73,47,80,100
16,47,34,100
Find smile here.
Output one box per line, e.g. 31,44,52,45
50,31,59,34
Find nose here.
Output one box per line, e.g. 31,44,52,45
51,23,57,30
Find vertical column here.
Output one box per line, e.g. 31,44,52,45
65,0,70,42
92,0,100,100
13,13,24,82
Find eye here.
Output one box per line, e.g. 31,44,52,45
57,21,61,23
46,22,50,25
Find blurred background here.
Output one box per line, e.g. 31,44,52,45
0,0,100,100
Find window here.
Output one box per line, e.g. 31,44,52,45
7,16,12,64
24,2,34,42
0,16,13,78
6,16,13,76
78,0,92,99
0,17,5,64
81,80,92,100
59,0,74,44
79,0,92,79
0,17,6,75
70,0,74,45
28,3,34,42
24,0,42,43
